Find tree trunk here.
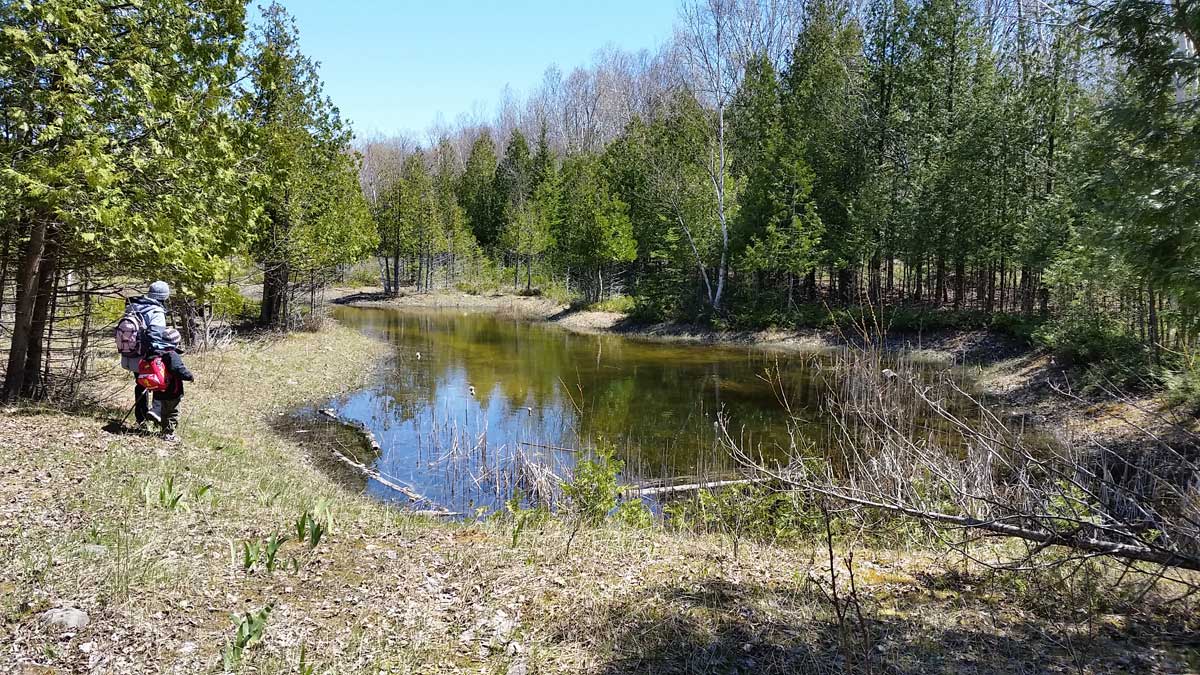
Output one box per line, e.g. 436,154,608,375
837,267,853,306
1147,286,1160,365
869,253,881,303
1019,265,1033,315
986,263,996,313
3,218,48,401
914,259,924,303
0,221,12,325
260,261,290,329
953,258,966,310
935,255,946,306
886,254,894,298
21,239,59,398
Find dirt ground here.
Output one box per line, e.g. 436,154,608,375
3,312,1198,673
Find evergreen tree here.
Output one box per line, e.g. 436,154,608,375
1083,0,1200,332
433,139,476,285
457,131,499,250
730,55,823,309
556,155,637,302
492,129,534,280
783,0,868,304
245,2,374,328
505,166,558,291
0,0,257,399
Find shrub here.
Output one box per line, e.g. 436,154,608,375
666,483,821,544
613,498,654,528
589,294,636,314
343,264,379,288
209,285,246,320
562,446,622,525
1034,310,1166,391
455,281,486,296
1034,311,1143,366
1164,355,1200,412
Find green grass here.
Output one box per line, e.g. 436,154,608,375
586,294,636,314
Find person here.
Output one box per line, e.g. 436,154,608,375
121,281,170,429
150,328,194,442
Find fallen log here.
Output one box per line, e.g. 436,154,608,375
519,441,583,453
622,477,766,497
316,408,456,516
318,408,381,451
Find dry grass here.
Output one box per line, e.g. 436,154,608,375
1,321,1197,674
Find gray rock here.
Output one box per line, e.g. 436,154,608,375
79,544,107,557
41,607,89,631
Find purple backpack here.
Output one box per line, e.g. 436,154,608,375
114,304,149,357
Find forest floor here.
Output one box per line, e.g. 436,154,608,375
4,314,1199,673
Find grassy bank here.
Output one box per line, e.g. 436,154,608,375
3,319,1197,673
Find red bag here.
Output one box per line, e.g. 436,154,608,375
136,356,170,392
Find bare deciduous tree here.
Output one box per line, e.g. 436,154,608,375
674,0,803,311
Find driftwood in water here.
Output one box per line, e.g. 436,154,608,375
519,441,583,453
320,408,381,452
317,408,457,516
623,477,766,497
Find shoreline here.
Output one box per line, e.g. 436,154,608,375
327,287,1189,450
329,287,1032,366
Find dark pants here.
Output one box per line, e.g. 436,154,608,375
157,397,181,434
134,381,151,424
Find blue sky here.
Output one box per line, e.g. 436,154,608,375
275,1,679,138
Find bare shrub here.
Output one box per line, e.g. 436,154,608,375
722,346,1200,574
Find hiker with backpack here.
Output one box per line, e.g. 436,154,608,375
114,281,170,430
136,327,194,442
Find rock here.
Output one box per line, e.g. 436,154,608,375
79,544,107,557
41,607,89,631
178,642,197,655
507,660,528,675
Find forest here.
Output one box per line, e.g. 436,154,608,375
1,0,1198,402
4,2,1200,671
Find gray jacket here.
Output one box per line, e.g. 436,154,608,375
120,296,168,372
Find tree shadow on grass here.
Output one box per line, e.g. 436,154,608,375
582,574,1180,675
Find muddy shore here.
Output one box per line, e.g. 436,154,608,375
329,287,1028,364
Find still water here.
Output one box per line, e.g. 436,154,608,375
319,305,953,513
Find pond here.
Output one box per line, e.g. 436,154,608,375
310,305,964,514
